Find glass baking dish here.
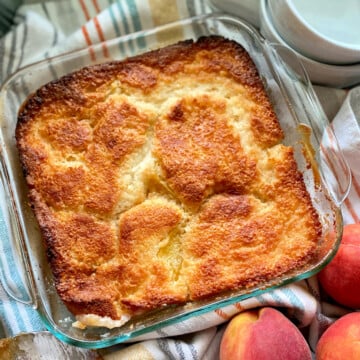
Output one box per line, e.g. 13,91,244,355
0,13,351,348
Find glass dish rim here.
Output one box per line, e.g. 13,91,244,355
0,12,348,348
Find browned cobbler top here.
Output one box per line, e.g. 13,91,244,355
16,36,322,328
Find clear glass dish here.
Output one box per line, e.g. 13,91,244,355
0,13,351,348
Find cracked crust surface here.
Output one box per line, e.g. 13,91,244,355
16,36,322,327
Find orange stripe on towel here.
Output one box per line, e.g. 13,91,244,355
81,25,96,62
92,0,110,58
79,0,91,21
92,0,101,13
93,16,109,58
351,172,360,202
344,196,360,223
234,302,244,312
215,308,231,320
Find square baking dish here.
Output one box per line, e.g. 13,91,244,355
0,13,351,348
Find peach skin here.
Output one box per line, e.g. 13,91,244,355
219,307,311,360
318,223,360,308
316,312,360,359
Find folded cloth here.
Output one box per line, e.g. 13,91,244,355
331,87,360,224
0,1,358,359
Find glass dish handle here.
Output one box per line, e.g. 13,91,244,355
265,42,351,206
0,157,36,306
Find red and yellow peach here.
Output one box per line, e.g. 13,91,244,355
219,307,311,360
316,312,360,359
318,223,360,308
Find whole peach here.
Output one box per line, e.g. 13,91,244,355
318,223,360,308
219,307,311,360
316,312,360,359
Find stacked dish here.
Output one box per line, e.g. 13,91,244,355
260,0,360,88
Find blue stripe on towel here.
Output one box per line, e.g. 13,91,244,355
108,0,126,56
0,198,44,335
0,287,26,334
126,0,146,49
254,294,268,305
157,337,177,360
269,289,284,304
282,287,305,324
115,0,135,55
0,209,30,303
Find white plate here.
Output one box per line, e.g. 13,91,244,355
260,0,360,88
268,0,360,65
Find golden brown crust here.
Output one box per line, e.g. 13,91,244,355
153,96,257,205
16,36,322,325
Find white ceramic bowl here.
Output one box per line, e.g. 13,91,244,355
260,0,360,88
268,0,360,65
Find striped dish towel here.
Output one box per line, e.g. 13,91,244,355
0,1,358,359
